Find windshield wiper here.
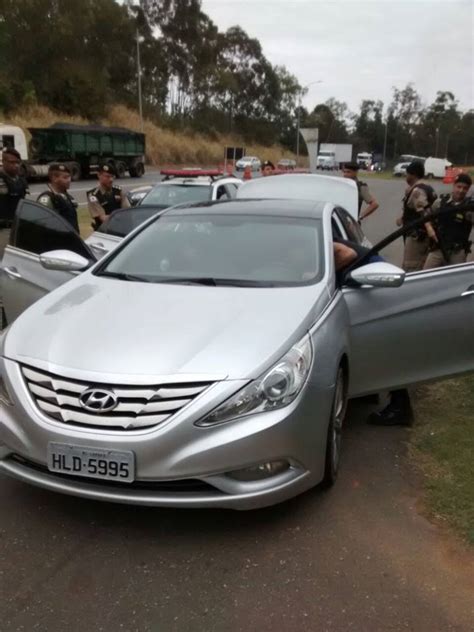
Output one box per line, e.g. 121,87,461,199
97,271,151,282
153,277,274,287
152,277,218,286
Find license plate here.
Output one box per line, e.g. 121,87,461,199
47,443,135,483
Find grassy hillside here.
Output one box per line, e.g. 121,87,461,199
4,105,301,168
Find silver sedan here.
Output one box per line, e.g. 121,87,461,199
0,198,472,509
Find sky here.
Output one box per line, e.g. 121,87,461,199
201,0,474,115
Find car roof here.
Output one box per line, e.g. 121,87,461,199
237,173,357,219
164,198,326,219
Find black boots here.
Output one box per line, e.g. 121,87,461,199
367,389,414,427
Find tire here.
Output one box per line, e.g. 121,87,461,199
427,173,434,179
116,161,127,179
322,365,348,488
129,162,145,178
69,163,81,181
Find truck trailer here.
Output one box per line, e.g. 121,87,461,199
0,122,146,181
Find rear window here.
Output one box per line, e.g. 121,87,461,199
142,184,212,206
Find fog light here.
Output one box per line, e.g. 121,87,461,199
227,460,289,482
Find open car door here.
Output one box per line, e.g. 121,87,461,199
343,220,474,396
1,200,96,324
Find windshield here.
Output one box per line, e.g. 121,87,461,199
318,152,334,157
98,214,324,287
141,183,212,206
96,207,163,237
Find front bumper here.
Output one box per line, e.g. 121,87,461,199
0,358,333,510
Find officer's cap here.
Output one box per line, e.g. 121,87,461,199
48,163,70,176
406,161,425,179
454,172,472,187
2,147,21,160
98,163,116,176
343,162,359,171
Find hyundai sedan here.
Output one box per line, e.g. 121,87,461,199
0,199,472,509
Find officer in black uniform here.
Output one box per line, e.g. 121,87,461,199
0,148,29,259
424,173,473,269
37,164,79,232
87,164,129,230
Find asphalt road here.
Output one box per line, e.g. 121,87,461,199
2,175,473,631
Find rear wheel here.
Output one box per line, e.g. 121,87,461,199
130,162,145,177
322,365,348,488
69,162,81,181
116,161,127,179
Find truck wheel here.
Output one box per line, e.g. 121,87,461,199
116,162,127,179
130,162,145,178
70,163,82,181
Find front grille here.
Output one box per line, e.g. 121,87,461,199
21,365,212,431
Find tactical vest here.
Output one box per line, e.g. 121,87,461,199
39,190,79,232
0,172,28,224
436,194,472,250
402,183,437,233
88,186,123,216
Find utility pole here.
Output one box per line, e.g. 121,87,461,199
382,119,388,166
136,29,143,132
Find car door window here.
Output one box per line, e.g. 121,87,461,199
215,185,229,200
331,213,347,240
11,200,94,260
224,184,238,199
335,207,365,245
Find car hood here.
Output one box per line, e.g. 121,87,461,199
4,275,329,381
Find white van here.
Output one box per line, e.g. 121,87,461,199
424,157,452,179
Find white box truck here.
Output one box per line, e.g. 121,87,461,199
316,143,352,170
424,157,452,179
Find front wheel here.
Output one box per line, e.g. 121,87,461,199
322,366,348,488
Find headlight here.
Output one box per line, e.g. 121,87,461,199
196,335,312,426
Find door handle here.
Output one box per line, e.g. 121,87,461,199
461,284,474,297
3,266,22,280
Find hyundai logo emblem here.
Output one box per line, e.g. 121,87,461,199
79,388,118,413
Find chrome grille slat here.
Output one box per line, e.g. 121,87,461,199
36,400,166,429
21,365,212,431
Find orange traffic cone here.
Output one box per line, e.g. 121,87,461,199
243,165,252,180
443,167,455,184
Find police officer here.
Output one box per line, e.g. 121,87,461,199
342,162,379,221
0,148,29,259
396,160,437,272
87,164,129,229
368,161,437,427
37,164,79,232
423,173,473,269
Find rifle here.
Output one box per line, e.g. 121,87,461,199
344,198,474,276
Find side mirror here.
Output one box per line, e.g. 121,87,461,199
347,261,405,288
39,250,91,272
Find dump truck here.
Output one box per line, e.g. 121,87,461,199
0,122,146,180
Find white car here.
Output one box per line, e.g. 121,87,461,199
140,170,242,205
393,162,410,177
235,156,261,172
